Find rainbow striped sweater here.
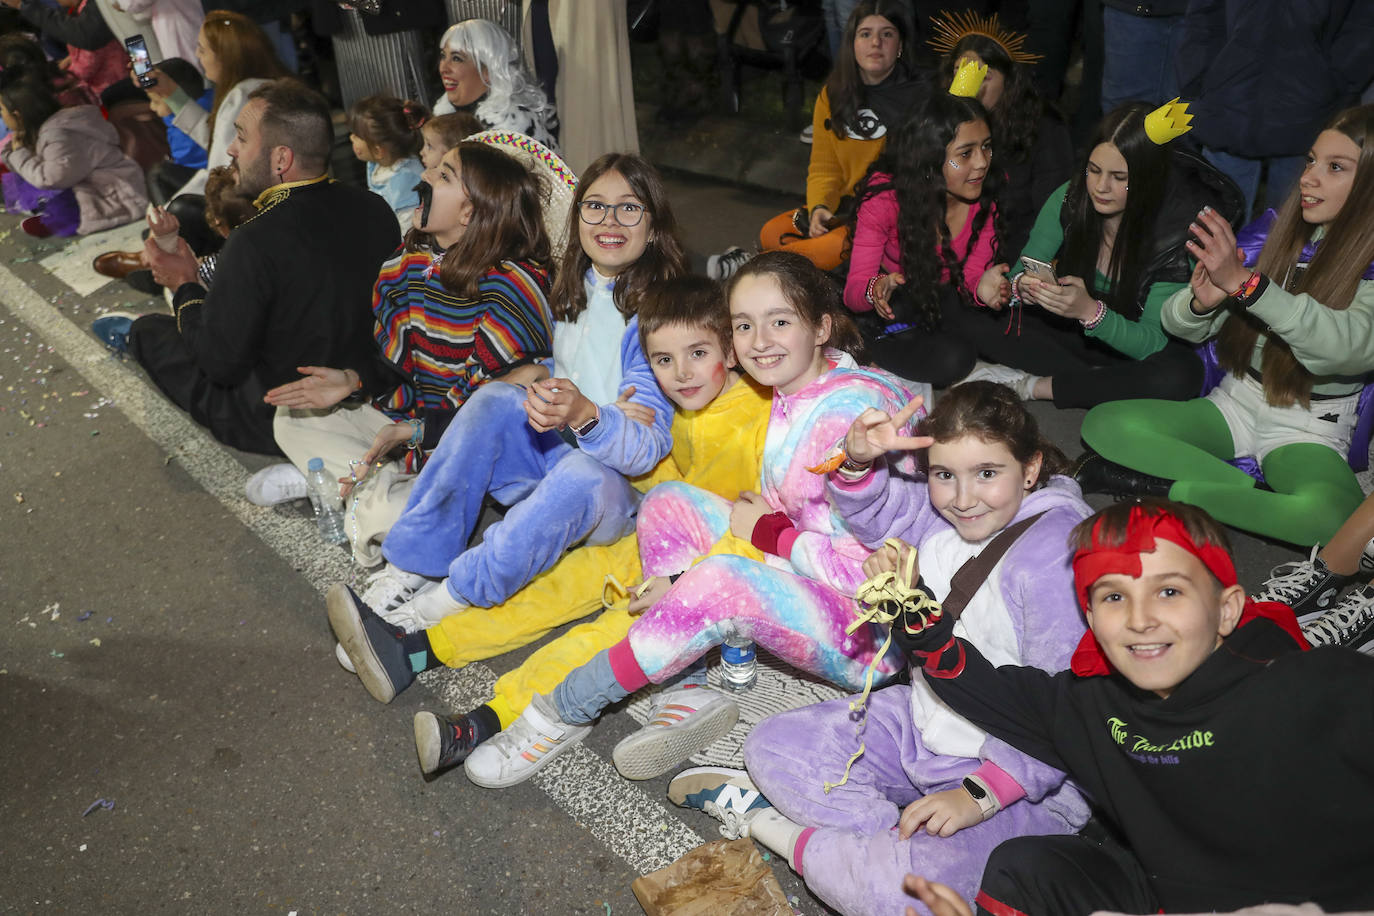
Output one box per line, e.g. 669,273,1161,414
368,248,553,465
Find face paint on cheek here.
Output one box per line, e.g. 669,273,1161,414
414,181,433,228
711,362,727,385
948,159,961,170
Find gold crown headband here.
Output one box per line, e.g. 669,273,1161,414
927,10,1042,64
1144,98,1194,145
949,58,987,98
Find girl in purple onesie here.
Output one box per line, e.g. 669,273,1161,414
462,250,918,788
668,381,1092,916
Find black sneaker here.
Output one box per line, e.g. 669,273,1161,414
414,710,482,775
326,583,415,703
1253,546,1354,622
1301,584,1374,652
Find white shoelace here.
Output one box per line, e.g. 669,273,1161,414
1302,589,1374,646
1255,546,1325,603
360,567,424,612
702,800,749,840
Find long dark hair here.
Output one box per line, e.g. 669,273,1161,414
825,0,916,139
937,34,1045,166
405,142,550,298
549,153,687,323
1217,104,1374,407
919,380,1068,484
727,250,866,362
0,67,60,150
854,90,1002,329
1059,102,1170,317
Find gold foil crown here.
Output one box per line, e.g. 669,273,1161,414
1144,98,1194,145
949,58,988,98
928,10,1042,64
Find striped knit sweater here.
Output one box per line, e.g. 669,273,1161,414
370,248,553,467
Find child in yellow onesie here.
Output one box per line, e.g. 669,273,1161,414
332,275,772,772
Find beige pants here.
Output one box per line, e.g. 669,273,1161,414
273,404,416,568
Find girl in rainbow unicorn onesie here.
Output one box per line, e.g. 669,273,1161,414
462,250,918,788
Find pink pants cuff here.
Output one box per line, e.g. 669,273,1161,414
608,638,650,693
792,826,817,876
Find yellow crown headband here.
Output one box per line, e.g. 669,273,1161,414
927,10,1042,64
1144,98,1194,145
948,58,987,98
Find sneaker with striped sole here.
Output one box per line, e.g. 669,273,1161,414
463,692,590,788
612,685,738,780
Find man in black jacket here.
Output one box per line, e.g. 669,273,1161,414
96,79,399,454
896,499,1374,915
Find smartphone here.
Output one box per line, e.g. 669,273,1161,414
1020,256,1058,285
125,34,156,89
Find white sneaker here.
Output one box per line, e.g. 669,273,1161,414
245,463,308,506
706,246,752,281
958,361,1038,400
464,693,590,788
334,641,356,673
612,686,739,780
799,123,813,144
381,579,468,631
667,766,772,839
357,564,430,617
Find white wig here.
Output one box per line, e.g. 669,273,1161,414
438,19,552,122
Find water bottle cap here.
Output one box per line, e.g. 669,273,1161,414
307,457,324,471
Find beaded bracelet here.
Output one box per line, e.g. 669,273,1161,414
1009,272,1023,304
404,417,423,449
1081,299,1107,331
865,275,881,307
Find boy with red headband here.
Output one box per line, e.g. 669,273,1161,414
893,498,1374,915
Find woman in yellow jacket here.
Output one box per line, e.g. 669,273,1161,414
709,0,924,278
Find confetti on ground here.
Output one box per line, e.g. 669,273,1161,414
88,638,100,647
78,611,92,621
81,798,115,817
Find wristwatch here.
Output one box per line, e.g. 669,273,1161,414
570,412,599,438
962,775,1000,821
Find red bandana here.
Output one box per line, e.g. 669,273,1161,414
1068,507,1306,677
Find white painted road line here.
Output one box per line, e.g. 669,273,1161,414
0,260,704,874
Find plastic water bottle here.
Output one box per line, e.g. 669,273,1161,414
720,634,757,692
306,457,347,546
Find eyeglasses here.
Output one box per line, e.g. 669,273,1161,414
578,200,646,227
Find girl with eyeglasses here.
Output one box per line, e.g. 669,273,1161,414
324,153,689,660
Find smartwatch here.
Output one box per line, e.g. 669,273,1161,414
962,775,1000,821
571,411,599,438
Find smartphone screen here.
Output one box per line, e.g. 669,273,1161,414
125,35,155,88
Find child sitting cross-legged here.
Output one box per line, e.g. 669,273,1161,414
889,499,1374,914
667,381,1093,916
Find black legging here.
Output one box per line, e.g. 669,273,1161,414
946,299,1203,408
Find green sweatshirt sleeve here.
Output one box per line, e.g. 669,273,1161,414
1010,182,1069,279
1085,278,1187,358
1248,276,1374,377
1160,284,1229,343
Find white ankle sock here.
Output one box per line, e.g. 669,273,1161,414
747,808,805,867
406,579,468,627
1017,373,1043,401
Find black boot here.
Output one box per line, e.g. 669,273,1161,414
1072,450,1173,499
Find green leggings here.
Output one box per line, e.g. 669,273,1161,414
1082,397,1364,547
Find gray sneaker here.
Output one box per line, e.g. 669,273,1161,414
1301,584,1374,652
1253,545,1353,622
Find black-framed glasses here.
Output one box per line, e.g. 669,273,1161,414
579,200,646,227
